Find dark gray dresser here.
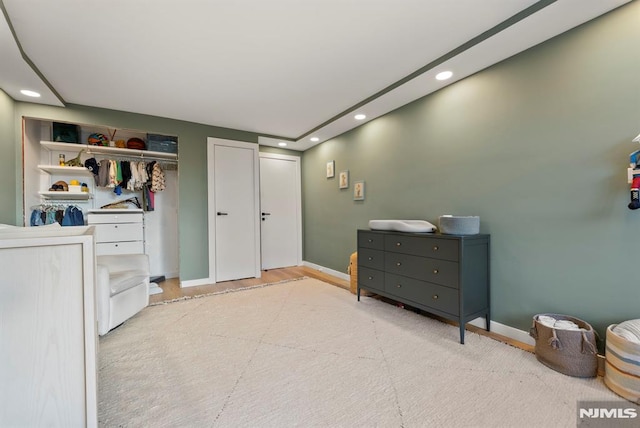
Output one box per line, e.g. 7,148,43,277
357,229,490,344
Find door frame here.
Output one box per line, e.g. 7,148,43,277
207,137,261,283
259,152,303,268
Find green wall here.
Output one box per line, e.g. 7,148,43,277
302,2,640,335
11,102,299,281
0,89,16,224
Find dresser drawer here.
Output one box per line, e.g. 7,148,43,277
93,223,144,243
96,241,144,256
384,234,458,261
358,248,384,270
358,266,384,292
358,231,384,250
385,273,459,316
88,212,143,225
384,252,459,288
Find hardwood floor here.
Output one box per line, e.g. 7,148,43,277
149,265,350,305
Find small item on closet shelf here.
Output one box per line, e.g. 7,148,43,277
58,154,65,166
115,139,126,148
106,128,117,144
64,149,85,167
100,197,142,210
81,183,89,192
126,137,146,150
49,180,68,191
52,122,79,143
88,133,109,146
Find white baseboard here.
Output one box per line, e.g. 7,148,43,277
164,271,179,280
302,261,350,281
468,317,534,346
180,277,214,288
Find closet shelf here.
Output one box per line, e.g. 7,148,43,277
37,165,93,176
40,140,178,161
38,191,93,200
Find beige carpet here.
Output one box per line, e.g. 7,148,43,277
99,278,627,427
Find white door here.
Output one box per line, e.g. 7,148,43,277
207,138,261,282
259,154,301,270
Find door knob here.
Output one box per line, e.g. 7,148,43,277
217,212,228,216
261,212,271,216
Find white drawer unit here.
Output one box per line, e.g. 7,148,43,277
96,241,145,256
88,209,145,256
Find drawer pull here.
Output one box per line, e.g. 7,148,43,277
396,242,402,247
432,294,439,300
396,284,402,288
433,269,439,274
368,257,373,261
368,239,373,243
433,246,439,251
396,262,402,267
368,276,373,280
114,225,118,229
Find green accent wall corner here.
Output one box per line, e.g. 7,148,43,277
301,1,640,337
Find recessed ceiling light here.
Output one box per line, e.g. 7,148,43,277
354,114,366,120
310,137,319,142
278,142,287,147
20,89,41,97
435,71,453,81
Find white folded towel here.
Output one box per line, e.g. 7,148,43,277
538,315,581,330
538,315,557,328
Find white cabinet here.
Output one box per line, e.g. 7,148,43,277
0,226,97,427
87,209,144,256
87,209,162,294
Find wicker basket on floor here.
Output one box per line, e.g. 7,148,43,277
529,313,598,378
604,322,640,403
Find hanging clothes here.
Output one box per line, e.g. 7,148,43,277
138,161,149,190
30,205,84,226
142,184,154,211
108,160,117,188
121,161,132,189
151,162,165,192
84,157,99,183
62,206,84,226
115,160,123,184
98,159,110,187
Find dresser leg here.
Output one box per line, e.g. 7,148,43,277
460,322,465,345
357,286,360,301
485,312,491,332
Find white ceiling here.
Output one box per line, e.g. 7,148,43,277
0,0,631,151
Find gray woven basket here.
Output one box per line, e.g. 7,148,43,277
438,215,480,235
529,313,598,378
